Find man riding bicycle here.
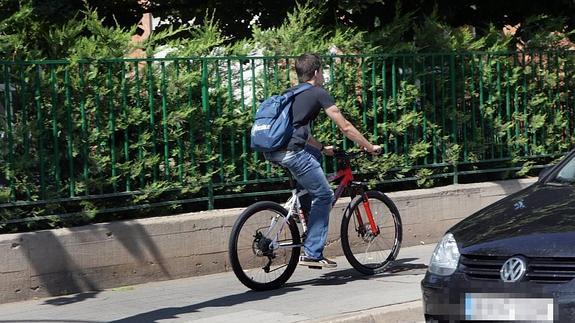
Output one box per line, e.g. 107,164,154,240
264,53,381,268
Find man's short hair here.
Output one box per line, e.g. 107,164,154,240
295,53,322,83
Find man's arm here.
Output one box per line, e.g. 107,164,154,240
325,105,379,153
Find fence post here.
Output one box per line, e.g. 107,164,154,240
64,67,75,197
450,54,459,185
3,64,14,201
201,59,214,210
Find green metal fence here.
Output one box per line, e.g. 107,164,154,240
1,52,573,223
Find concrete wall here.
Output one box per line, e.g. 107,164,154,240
0,178,536,304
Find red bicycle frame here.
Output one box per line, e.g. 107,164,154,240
328,156,380,236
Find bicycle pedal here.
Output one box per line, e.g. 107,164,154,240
307,265,323,270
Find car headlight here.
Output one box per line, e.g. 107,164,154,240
428,233,461,276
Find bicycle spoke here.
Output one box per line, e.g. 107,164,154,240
267,263,288,273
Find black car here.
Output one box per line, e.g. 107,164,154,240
421,151,575,322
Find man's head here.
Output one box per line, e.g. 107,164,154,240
295,53,323,84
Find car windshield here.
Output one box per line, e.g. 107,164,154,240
552,156,575,184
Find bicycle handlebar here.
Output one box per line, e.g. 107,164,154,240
331,149,368,160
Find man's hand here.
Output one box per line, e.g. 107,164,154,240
322,145,335,156
364,144,382,155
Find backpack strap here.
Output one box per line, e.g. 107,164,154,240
283,83,313,99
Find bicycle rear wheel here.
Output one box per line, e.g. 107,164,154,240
341,191,402,275
229,201,301,290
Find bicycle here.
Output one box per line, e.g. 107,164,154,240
228,150,403,291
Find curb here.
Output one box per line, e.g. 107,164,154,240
307,300,424,323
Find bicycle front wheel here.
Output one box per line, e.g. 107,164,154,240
341,191,402,275
229,201,301,291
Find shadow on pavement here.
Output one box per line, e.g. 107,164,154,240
41,291,100,306
288,257,428,287
385,258,428,275
108,287,302,323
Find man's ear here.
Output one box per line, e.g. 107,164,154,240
314,69,322,80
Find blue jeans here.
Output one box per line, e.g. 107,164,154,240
265,146,334,259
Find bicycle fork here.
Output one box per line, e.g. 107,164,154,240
351,187,380,237
360,195,380,236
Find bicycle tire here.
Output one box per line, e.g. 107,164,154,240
229,201,301,290
341,190,402,275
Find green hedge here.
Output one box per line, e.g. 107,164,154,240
1,50,573,230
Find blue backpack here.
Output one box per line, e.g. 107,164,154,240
250,83,312,152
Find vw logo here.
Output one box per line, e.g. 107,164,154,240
500,257,527,282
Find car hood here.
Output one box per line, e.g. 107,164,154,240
450,182,575,257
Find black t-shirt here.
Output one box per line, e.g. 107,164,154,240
285,83,336,151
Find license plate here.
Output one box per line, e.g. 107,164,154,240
465,293,554,321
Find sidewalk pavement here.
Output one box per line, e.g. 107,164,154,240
0,244,435,323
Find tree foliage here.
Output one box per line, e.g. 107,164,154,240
2,0,575,59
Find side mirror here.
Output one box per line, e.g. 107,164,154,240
538,167,552,181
